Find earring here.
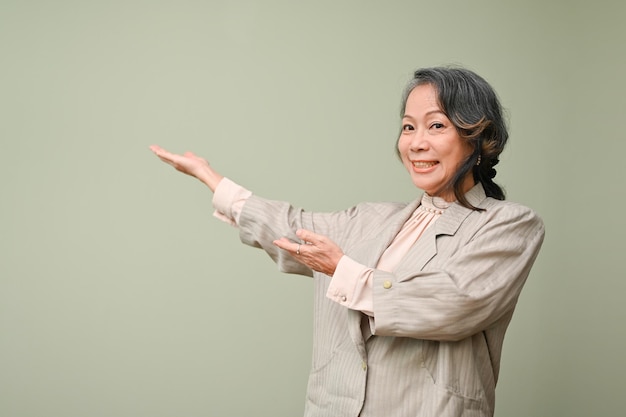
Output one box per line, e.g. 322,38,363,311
476,155,482,166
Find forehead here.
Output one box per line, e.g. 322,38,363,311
404,84,442,114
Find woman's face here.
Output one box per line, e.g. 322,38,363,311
397,83,475,201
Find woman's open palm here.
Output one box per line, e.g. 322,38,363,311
149,145,223,191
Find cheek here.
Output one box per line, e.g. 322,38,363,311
397,136,409,156
397,141,410,167
447,139,473,168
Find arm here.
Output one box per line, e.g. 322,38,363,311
150,145,353,277
372,204,545,341
237,194,403,278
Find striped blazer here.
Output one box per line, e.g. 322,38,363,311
237,183,545,417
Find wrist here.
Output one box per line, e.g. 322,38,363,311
198,167,223,192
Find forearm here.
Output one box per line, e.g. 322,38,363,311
196,165,223,192
238,195,315,277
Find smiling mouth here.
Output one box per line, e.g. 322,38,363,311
412,161,438,168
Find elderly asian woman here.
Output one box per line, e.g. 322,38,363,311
150,66,545,417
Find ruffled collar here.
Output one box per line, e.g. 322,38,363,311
419,193,450,215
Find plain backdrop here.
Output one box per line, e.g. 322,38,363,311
1,1,624,416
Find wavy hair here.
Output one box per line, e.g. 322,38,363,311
398,66,508,210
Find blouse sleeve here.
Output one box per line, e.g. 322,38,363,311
326,256,374,316
212,177,252,226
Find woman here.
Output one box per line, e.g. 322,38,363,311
150,66,544,417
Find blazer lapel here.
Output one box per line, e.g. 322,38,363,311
396,183,488,277
435,183,488,236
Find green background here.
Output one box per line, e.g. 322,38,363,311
1,1,624,416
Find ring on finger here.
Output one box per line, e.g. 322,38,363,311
296,244,301,255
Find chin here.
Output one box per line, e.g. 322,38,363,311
412,183,434,195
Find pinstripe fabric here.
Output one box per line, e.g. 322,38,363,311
237,184,544,417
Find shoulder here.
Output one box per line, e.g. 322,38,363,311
482,197,543,222
462,184,543,229
471,197,545,240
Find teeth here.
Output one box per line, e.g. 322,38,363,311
412,161,437,168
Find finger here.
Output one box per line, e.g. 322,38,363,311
296,229,319,245
273,238,296,252
150,145,175,162
156,154,178,167
149,145,170,157
274,238,306,257
155,149,185,168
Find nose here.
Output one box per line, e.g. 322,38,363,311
409,128,430,152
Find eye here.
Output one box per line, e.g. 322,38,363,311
402,124,415,131
430,122,444,129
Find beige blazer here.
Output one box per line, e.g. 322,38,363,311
238,184,544,417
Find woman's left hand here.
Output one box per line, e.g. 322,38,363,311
273,229,344,276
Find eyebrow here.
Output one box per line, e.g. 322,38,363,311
403,110,447,119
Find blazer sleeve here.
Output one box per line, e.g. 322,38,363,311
237,194,404,277
372,202,545,342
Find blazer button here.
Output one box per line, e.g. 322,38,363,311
383,280,392,289
340,295,347,302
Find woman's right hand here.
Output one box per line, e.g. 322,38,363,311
149,145,224,192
